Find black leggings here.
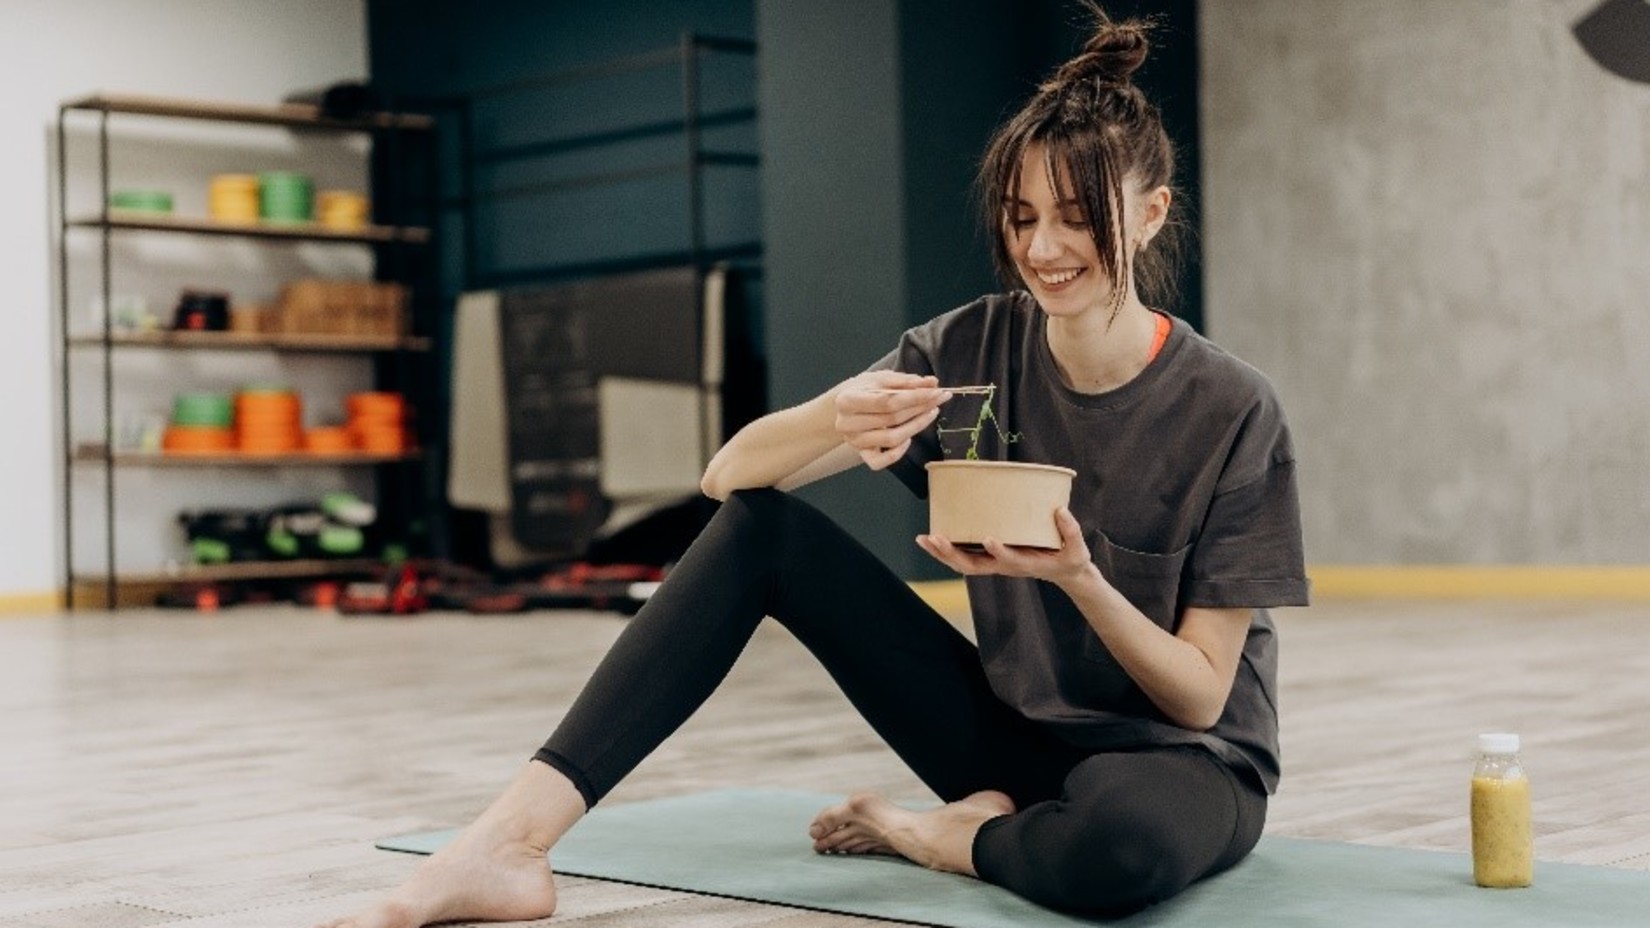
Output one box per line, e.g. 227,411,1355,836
535,488,1265,915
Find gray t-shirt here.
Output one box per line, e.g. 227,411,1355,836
873,292,1308,793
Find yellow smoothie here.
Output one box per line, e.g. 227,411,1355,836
1471,775,1532,887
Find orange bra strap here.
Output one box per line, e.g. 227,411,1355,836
1147,312,1171,363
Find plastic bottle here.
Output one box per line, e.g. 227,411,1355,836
1470,732,1532,888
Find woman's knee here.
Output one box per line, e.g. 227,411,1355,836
717,487,840,547
704,487,789,546
1049,830,1180,914
978,806,1193,915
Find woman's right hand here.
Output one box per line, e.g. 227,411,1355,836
832,371,952,471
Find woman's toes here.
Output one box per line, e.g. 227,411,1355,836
814,827,852,853
844,792,889,818
808,800,855,839
838,837,879,855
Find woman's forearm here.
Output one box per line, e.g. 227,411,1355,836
700,393,845,500
1058,566,1235,731
701,371,950,501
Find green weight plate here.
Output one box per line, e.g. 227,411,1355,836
317,525,364,555
109,189,174,213
172,394,234,426
191,537,232,565
257,171,313,187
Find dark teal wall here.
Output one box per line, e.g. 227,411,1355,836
754,1,916,572
368,0,760,292
370,1,755,94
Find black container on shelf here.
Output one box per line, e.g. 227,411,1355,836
173,290,230,331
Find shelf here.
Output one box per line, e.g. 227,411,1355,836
62,93,434,132
80,558,386,586
67,331,431,353
59,88,442,611
75,446,420,467
70,212,430,245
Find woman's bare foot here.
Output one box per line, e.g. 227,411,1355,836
314,761,585,928
314,832,557,928
807,790,1016,877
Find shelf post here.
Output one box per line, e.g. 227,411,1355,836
58,106,73,611
99,110,116,610
681,31,713,469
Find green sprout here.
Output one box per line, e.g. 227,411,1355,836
936,383,1021,460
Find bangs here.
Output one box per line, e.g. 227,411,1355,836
983,118,1128,302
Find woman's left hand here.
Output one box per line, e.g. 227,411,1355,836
917,507,1097,591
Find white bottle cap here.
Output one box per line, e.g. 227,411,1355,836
1479,733,1520,754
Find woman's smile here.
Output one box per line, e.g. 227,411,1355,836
1031,266,1087,290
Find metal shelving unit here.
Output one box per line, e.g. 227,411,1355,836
56,93,441,610
429,35,764,564
80,558,386,587
70,211,429,244
72,445,422,467
65,331,432,353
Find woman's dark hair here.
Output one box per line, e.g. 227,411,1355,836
978,4,1185,324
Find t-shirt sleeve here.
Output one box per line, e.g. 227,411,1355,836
865,328,943,499
1184,391,1310,608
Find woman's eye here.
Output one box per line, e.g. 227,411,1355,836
1011,216,1036,228
1061,213,1088,228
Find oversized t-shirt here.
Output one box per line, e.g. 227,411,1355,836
871,292,1309,793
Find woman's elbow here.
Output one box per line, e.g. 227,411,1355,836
700,465,730,501
1181,713,1221,734
1175,699,1226,733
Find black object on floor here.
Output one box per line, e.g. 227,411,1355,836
1574,0,1650,84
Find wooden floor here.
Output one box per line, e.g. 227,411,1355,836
4,597,1650,926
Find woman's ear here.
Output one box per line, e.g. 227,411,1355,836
1138,185,1172,248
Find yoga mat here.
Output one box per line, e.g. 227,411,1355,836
379,788,1650,927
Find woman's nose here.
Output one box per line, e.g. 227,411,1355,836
1026,222,1061,262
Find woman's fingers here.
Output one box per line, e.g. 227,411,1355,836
917,533,993,574
837,388,951,424
833,375,953,473
859,443,908,471
836,399,940,436
859,370,940,392
842,406,941,453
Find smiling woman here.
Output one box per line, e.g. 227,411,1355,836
320,5,1307,928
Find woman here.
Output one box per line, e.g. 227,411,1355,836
320,10,1306,927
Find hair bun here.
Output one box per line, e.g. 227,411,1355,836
1044,19,1151,91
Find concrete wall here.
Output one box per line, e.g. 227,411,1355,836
1,1,369,599
1201,0,1650,565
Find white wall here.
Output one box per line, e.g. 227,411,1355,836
1,1,368,598
1202,0,1650,565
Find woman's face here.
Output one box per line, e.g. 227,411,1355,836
1005,143,1115,317
1005,142,1164,319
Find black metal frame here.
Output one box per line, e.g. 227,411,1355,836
435,33,762,554
450,32,760,291
55,97,439,609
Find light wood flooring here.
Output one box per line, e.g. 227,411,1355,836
4,597,1650,926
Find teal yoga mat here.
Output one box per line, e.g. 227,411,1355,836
379,788,1650,926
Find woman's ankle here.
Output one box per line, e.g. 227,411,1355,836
465,761,587,851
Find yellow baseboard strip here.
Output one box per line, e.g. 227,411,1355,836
1309,566,1650,601
909,580,971,618
13,567,1644,616
914,568,1650,608
0,590,64,615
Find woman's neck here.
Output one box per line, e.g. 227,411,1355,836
1045,293,1159,394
